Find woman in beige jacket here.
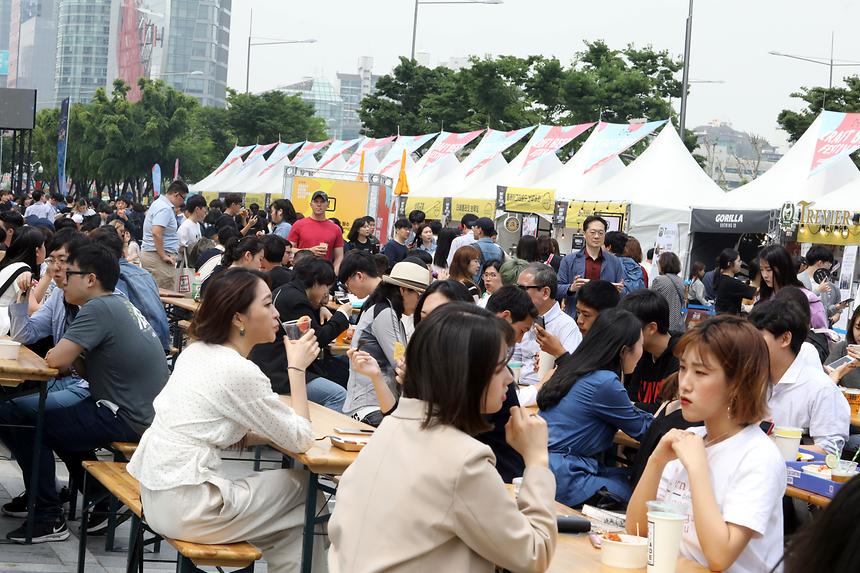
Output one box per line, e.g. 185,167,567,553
329,302,558,572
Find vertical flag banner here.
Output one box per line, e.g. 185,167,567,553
463,126,536,178
317,138,363,170
174,158,180,180
377,133,438,175
581,120,667,174
420,129,484,173
152,164,162,197
344,136,397,171
394,149,410,196
809,111,860,176
356,151,366,181
56,97,70,197
520,123,595,172
292,139,333,166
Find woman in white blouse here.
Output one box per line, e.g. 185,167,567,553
127,268,320,573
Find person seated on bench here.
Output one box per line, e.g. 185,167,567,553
127,268,319,573
4,241,170,543
0,229,89,519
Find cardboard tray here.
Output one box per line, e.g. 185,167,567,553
785,448,844,500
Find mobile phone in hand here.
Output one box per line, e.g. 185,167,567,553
535,316,545,329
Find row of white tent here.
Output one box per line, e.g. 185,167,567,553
189,112,860,256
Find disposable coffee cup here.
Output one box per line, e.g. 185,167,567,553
772,426,803,461
282,317,312,341
508,361,523,384
647,511,686,573
512,477,523,495
537,351,556,381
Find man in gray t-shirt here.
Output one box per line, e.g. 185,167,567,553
4,242,169,543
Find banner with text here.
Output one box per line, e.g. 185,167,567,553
496,186,556,215
56,97,70,197
581,120,667,174
404,196,445,220
293,139,333,166
464,126,536,178
810,111,860,176
520,123,595,172
564,201,628,231
378,133,439,175
451,198,496,220
317,138,363,170
344,136,397,171
420,129,484,173
291,176,369,237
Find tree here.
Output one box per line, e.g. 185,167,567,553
226,89,327,145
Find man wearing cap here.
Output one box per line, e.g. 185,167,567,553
287,191,345,273
472,217,505,282
446,214,479,267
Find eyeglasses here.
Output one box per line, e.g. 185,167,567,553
64,270,91,277
46,257,68,265
516,284,544,290
482,272,499,279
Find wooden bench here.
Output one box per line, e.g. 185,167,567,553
78,461,262,573
109,441,138,461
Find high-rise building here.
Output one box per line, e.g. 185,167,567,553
278,76,343,139
694,121,783,190
8,0,58,109
115,0,165,102
54,0,114,105
160,0,231,108
336,56,379,140
0,0,11,87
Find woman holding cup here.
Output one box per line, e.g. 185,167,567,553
626,315,786,573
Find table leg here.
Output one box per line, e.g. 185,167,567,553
24,381,47,544
300,471,319,573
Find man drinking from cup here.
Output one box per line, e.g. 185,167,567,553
287,191,345,273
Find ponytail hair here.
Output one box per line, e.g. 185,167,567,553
221,236,264,268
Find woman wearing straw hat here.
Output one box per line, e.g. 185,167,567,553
343,260,431,426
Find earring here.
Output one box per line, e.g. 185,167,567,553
239,326,246,337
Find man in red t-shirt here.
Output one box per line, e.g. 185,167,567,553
287,191,345,272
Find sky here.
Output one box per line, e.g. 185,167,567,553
227,0,860,150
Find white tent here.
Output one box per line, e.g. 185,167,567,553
316,138,362,171
727,115,860,209
809,176,860,212
190,145,256,193
530,126,626,203
211,142,283,193
231,141,303,195
587,124,728,263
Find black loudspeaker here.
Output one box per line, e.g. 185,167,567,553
0,88,37,130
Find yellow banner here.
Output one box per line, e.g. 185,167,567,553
451,198,496,220
244,193,267,209
504,187,555,214
291,176,369,237
797,226,860,246
565,201,628,231
201,192,219,205
405,196,444,220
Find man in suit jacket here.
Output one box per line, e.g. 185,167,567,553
557,215,623,317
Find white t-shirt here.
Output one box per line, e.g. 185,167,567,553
657,425,786,573
177,218,201,249
446,233,477,267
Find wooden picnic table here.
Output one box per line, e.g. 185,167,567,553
0,339,59,543
502,485,707,572
273,396,373,573
158,288,185,298
160,296,200,314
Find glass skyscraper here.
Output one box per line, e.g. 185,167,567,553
54,0,113,105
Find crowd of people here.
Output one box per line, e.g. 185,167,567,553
0,182,857,573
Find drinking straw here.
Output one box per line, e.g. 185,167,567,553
852,447,860,463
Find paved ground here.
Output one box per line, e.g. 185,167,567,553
0,443,284,572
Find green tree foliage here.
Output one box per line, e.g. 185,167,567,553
26,79,326,201
777,77,860,143
360,41,692,156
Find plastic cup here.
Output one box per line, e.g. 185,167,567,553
537,351,556,381
282,317,312,341
647,511,686,573
512,477,523,495
772,426,803,461
508,361,523,384
832,460,858,483
843,388,860,416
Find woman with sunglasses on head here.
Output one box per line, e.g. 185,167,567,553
538,308,652,508
330,303,557,572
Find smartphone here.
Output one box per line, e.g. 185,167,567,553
334,427,374,435
840,298,855,308
535,316,546,330
335,294,350,305
828,355,856,370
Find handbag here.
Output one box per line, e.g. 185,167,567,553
174,251,194,297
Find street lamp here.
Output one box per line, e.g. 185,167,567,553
769,33,860,107
245,9,317,94
679,0,694,140
411,0,502,62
